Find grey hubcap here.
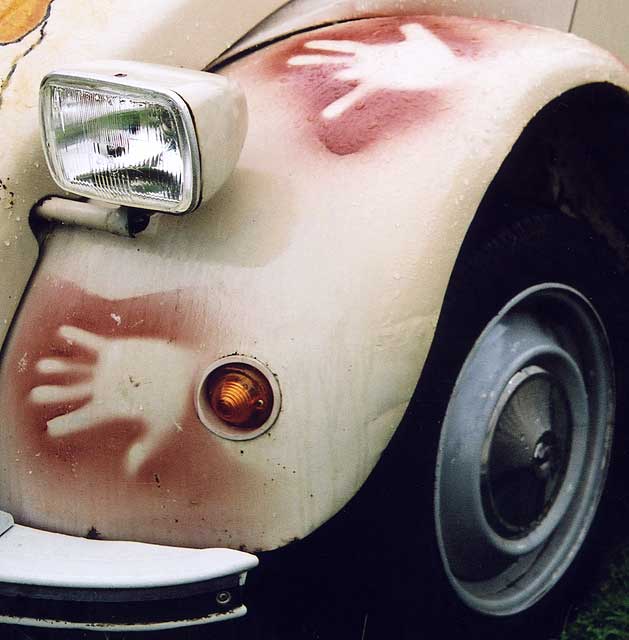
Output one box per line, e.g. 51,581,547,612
434,284,614,616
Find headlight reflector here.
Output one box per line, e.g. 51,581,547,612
41,78,199,213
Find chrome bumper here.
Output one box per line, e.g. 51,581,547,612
0,511,258,632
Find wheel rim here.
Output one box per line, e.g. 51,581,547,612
434,284,614,616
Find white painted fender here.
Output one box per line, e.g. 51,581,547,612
0,0,287,348
0,14,628,552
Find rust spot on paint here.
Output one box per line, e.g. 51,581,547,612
265,16,497,155
85,526,101,540
0,177,15,208
0,0,53,45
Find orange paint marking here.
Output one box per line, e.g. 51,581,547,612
0,0,52,45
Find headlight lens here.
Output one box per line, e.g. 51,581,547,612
40,75,200,213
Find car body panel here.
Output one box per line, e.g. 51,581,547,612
222,0,629,68
571,0,629,63
0,13,626,551
219,0,577,65
0,0,287,353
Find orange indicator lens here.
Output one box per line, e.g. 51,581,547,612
206,364,273,429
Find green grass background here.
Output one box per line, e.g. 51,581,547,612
560,544,629,639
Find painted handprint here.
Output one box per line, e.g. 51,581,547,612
288,23,464,119
29,325,196,475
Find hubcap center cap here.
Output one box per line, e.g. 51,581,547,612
482,366,571,538
532,431,559,480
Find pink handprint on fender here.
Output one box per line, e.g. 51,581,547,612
287,23,464,120
270,16,491,154
29,325,197,475
0,278,263,544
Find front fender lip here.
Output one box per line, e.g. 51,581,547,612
0,512,258,630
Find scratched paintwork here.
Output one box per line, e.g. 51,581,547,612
0,15,627,551
0,0,53,45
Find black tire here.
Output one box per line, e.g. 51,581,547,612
363,210,629,640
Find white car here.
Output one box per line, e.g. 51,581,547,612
0,0,628,637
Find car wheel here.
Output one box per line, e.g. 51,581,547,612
367,211,628,639
435,281,612,616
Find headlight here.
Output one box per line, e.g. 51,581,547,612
40,61,247,214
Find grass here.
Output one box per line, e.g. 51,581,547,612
561,544,629,640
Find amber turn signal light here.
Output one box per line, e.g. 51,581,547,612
205,364,273,429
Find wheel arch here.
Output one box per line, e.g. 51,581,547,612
466,81,629,274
